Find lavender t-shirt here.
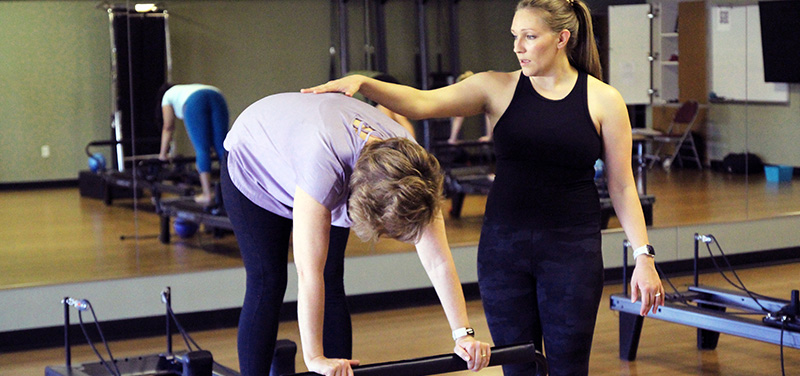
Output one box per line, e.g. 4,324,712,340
224,92,414,227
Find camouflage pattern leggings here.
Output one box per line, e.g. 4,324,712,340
477,221,604,376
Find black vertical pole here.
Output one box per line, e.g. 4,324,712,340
417,0,429,90
622,240,630,296
417,0,431,150
448,0,460,78
330,0,339,80
63,297,71,368
693,233,699,287
375,0,388,74
164,287,173,355
339,0,350,75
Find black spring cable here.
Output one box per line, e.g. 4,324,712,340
705,235,770,313
654,262,694,308
77,301,121,376
166,304,232,370
166,304,200,351
706,234,789,376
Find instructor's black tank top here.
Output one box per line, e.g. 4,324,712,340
485,71,602,232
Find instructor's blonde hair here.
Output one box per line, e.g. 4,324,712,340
517,0,602,79
349,138,443,243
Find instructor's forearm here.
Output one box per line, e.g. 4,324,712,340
609,184,649,249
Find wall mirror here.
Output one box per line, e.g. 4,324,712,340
2,0,798,296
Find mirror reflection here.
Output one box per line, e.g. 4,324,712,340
1,0,799,292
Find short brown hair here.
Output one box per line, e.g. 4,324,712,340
348,138,444,243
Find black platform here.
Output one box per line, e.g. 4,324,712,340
45,352,239,376
158,198,232,244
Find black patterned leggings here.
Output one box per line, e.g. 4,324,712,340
221,160,352,376
477,221,604,376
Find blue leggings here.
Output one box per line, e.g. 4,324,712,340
183,89,228,173
220,160,352,376
477,222,603,376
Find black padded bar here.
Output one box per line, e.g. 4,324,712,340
289,342,546,376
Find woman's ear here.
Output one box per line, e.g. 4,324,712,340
557,29,571,49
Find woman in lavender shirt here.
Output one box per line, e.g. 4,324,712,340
221,92,491,376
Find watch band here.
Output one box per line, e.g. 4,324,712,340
633,244,655,260
452,327,475,340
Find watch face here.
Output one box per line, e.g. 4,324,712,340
646,245,655,255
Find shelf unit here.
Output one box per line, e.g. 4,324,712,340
648,1,708,165
651,1,680,104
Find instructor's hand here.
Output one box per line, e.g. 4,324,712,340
301,75,367,97
306,355,360,376
630,256,664,316
454,336,491,372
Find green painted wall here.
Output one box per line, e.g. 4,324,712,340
0,0,518,183
0,1,109,183
5,0,795,184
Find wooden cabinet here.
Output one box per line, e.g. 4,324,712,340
676,1,707,104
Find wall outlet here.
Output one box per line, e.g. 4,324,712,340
41,145,50,158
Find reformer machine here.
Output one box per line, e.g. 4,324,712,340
45,287,246,376
610,234,800,362
83,139,200,206
156,191,232,245
441,143,656,226
79,4,184,206
45,287,545,376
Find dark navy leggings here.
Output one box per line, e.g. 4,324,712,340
220,161,352,376
477,221,604,376
183,89,228,173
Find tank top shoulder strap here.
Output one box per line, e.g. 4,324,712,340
512,71,529,99
574,70,588,100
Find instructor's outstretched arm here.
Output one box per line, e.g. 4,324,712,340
302,74,488,121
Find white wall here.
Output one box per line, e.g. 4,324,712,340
4,213,799,333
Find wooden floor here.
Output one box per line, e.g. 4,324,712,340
2,167,800,290
1,167,800,374
2,262,798,375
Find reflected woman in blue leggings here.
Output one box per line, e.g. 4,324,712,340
158,83,229,204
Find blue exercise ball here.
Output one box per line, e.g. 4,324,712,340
88,153,106,173
174,218,199,239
